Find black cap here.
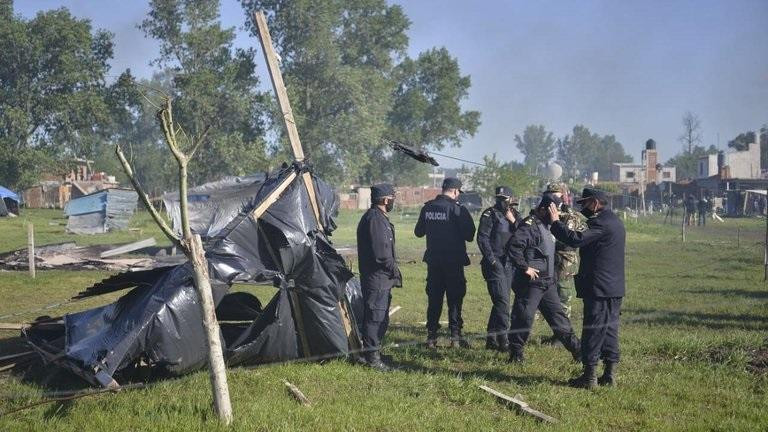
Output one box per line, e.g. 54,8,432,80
576,187,607,203
537,192,563,210
371,183,395,201
495,186,513,197
442,177,463,191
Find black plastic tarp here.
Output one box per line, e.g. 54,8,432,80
24,163,363,387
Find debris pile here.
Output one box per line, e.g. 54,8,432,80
23,164,363,388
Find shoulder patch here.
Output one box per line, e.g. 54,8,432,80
481,209,492,218
524,217,534,226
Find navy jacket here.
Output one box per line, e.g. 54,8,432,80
507,215,554,287
477,204,520,265
414,194,476,266
357,207,401,289
550,209,626,298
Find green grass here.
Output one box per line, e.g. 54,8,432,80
1,209,767,431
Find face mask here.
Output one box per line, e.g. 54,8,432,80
496,197,510,212
385,199,395,213
580,205,595,218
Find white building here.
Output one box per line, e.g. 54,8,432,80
697,140,761,179
611,139,676,185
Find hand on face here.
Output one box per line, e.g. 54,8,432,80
547,202,560,224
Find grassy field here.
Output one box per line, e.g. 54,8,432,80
1,208,767,431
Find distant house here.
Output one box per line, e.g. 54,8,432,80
22,158,120,209
64,188,138,234
611,139,676,187
697,141,761,179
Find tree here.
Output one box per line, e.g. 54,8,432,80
679,111,702,154
556,125,632,181
514,125,555,175
0,5,115,188
728,131,756,151
468,154,536,203
241,0,479,186
140,0,270,186
666,144,718,180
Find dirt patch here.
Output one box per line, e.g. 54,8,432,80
747,346,768,375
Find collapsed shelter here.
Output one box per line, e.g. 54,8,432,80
23,163,363,388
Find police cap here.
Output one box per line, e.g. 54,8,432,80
576,187,608,204
537,192,563,210
442,177,463,191
371,183,396,201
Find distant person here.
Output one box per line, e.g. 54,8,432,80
415,178,477,349
548,188,626,389
685,195,696,226
356,184,402,371
506,193,581,363
697,196,709,226
477,186,520,351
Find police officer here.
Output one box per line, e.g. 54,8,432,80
477,186,520,351
548,187,626,388
415,178,476,349
506,193,581,363
356,184,402,371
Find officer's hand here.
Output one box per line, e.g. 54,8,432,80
525,267,540,280
547,203,560,223
505,208,516,223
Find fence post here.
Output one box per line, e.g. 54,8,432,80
27,223,35,279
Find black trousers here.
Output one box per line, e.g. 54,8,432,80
362,287,392,352
425,263,466,335
508,279,579,354
482,260,513,346
581,297,622,365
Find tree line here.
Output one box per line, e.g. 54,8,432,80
0,0,479,193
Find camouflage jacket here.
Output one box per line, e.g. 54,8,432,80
554,207,587,280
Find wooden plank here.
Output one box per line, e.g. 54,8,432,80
0,350,34,362
99,238,157,258
253,9,359,352
251,171,298,219
479,385,558,423
0,323,29,331
388,305,401,317
253,11,305,161
284,381,311,406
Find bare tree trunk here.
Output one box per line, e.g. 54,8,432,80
116,97,232,425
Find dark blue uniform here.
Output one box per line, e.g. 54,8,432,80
414,194,476,338
357,206,401,354
551,208,625,366
477,204,520,349
506,215,580,359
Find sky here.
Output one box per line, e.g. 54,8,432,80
15,0,768,168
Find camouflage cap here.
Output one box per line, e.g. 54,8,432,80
545,182,564,193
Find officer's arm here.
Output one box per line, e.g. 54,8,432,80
370,217,396,273
414,206,426,238
551,219,605,248
506,227,530,271
476,211,495,263
459,206,476,242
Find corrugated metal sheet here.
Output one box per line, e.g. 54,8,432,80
65,189,138,234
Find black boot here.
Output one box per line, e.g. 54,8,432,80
496,333,510,353
426,332,438,350
508,349,525,363
568,364,598,389
598,362,616,386
485,337,499,351
366,351,391,372
450,330,471,349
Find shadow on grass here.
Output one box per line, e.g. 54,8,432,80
682,288,768,299
625,307,768,330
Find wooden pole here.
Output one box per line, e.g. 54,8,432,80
252,10,360,353
27,223,35,279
